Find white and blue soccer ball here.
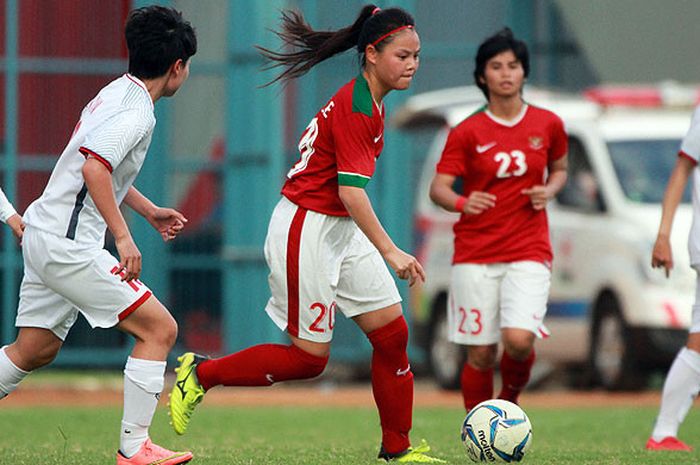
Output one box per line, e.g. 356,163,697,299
461,399,532,463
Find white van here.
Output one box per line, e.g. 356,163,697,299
394,84,696,390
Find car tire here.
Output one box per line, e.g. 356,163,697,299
589,294,647,390
428,297,466,390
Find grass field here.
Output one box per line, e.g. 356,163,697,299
0,403,699,464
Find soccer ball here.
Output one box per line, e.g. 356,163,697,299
461,399,532,463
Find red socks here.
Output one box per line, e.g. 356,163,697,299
460,363,493,411
368,316,413,455
195,343,328,391
497,349,535,404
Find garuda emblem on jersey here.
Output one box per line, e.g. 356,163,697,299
529,136,543,150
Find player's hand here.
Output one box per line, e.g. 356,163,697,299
6,214,24,243
147,207,188,242
114,235,142,282
463,191,496,215
651,235,673,278
521,185,551,210
384,247,426,287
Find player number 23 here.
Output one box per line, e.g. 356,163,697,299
494,150,527,178
458,307,483,335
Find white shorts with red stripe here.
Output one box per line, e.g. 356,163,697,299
16,226,152,340
447,261,551,345
264,196,401,343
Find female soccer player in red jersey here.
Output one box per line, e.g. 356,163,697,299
169,5,443,463
429,28,568,412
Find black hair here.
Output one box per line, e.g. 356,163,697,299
257,5,415,86
125,6,197,79
473,27,529,99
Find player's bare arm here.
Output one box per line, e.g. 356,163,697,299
82,157,141,282
522,154,568,210
339,184,425,286
124,186,188,242
652,155,694,277
6,213,24,241
429,172,496,214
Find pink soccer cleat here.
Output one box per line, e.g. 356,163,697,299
116,439,193,465
645,436,693,451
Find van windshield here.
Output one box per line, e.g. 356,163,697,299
607,139,691,203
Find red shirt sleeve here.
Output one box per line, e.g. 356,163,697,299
333,111,377,180
436,125,469,176
548,114,568,161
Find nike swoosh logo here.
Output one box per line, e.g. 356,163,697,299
476,142,496,153
374,133,383,143
266,374,275,384
396,365,411,376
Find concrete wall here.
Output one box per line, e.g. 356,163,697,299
555,0,700,83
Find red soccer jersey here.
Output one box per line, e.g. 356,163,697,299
436,104,568,264
281,74,385,216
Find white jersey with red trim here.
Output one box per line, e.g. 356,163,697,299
679,106,700,266
23,74,155,245
0,187,17,223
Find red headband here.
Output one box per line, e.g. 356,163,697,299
370,25,414,47
372,7,381,15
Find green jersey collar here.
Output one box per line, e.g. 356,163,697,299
352,73,375,117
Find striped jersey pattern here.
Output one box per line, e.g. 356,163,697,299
23,74,155,245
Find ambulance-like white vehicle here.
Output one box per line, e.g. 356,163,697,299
395,84,697,390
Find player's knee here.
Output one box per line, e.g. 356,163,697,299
289,345,328,380
367,315,409,353
468,346,497,369
160,317,178,350
502,338,534,360
145,313,177,350
26,344,60,370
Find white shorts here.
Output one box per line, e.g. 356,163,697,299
264,197,401,343
16,226,153,340
447,261,551,345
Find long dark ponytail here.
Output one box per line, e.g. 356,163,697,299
257,5,415,86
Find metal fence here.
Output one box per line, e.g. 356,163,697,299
0,0,583,367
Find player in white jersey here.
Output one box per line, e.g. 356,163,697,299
0,187,23,240
648,106,700,452
0,6,197,465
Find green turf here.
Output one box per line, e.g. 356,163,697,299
0,404,698,464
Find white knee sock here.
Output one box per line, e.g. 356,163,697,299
120,356,166,457
652,347,700,440
0,346,29,399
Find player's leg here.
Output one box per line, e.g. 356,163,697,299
170,198,332,435
47,244,189,463
498,261,550,405
498,328,535,403
115,295,192,463
449,263,502,411
647,284,700,451
338,230,443,462
2,226,77,399
0,327,62,399
462,344,498,410
195,337,329,390
354,304,412,454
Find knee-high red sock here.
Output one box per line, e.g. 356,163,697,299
195,344,328,390
498,349,535,404
461,363,493,412
368,316,413,455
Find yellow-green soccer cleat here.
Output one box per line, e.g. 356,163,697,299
168,352,207,435
378,439,446,463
